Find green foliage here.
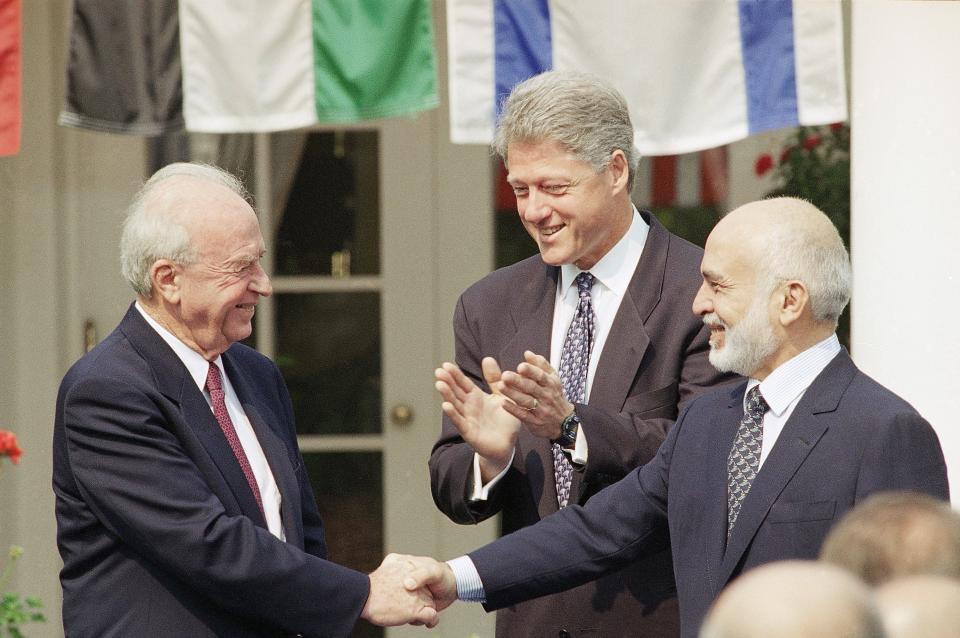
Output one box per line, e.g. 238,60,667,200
651,204,723,249
1,548,46,638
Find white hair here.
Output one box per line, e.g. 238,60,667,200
757,199,852,326
119,163,249,297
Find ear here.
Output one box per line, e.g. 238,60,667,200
151,259,182,304
608,149,630,195
777,280,809,327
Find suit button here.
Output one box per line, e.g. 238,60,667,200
559,631,571,638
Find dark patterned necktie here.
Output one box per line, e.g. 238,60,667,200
553,272,596,508
727,385,769,536
206,362,265,518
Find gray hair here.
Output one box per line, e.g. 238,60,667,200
756,199,852,326
119,162,250,297
493,70,640,191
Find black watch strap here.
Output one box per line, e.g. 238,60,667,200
553,411,580,447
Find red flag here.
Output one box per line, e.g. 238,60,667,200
0,0,20,156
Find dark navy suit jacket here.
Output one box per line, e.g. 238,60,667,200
53,305,369,637
468,350,950,637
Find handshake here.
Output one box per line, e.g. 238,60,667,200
360,553,459,628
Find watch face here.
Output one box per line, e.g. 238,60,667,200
559,414,579,445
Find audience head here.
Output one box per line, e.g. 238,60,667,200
699,560,885,638
875,575,960,638
692,197,851,379
821,491,960,585
120,162,271,359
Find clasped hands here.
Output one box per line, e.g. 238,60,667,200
435,351,574,482
360,553,458,628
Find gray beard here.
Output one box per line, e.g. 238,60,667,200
707,301,781,377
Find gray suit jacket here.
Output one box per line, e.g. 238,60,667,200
430,212,735,637
469,350,950,638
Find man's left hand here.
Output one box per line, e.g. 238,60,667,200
499,350,575,441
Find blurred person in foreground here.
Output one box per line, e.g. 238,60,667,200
421,196,949,637
875,575,960,638
699,560,885,638
429,69,733,638
821,490,960,585
53,163,437,637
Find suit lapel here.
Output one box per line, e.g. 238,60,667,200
224,352,304,546
120,306,269,529
718,352,858,584
498,262,556,370
587,211,668,411
497,264,560,517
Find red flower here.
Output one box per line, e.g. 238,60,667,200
754,153,774,177
830,122,845,132
0,429,23,464
779,146,794,164
803,134,822,151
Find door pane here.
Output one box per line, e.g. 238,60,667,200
274,131,380,276
276,292,382,435
305,451,383,638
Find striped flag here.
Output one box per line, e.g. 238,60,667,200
0,0,21,156
60,0,438,135
448,0,847,155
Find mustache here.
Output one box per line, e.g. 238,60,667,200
702,313,726,329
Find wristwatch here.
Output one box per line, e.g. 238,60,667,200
552,411,580,447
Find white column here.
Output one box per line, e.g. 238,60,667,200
850,1,960,503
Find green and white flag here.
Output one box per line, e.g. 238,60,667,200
61,0,439,134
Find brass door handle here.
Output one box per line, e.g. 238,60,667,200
390,404,414,426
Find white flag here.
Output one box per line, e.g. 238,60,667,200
447,0,846,155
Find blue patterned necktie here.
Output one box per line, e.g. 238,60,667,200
727,385,769,536
553,272,596,508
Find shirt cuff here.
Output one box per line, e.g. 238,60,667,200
446,556,486,603
468,448,516,502
570,421,589,465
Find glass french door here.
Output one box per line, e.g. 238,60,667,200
249,120,441,637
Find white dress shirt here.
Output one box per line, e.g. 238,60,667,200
748,333,842,469
470,208,649,498
135,303,286,540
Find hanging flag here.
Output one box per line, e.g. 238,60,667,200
60,0,438,134
447,0,847,155
0,0,21,156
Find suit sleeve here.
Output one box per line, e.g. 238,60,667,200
575,318,734,495
429,295,520,524
470,404,682,609
61,373,370,637
854,409,950,501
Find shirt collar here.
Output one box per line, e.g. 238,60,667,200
559,206,649,296
135,302,223,392
746,334,842,416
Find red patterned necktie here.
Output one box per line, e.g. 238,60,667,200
205,362,265,518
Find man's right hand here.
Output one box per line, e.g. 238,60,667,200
404,557,459,613
435,359,520,481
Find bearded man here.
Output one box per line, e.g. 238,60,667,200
422,196,950,638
